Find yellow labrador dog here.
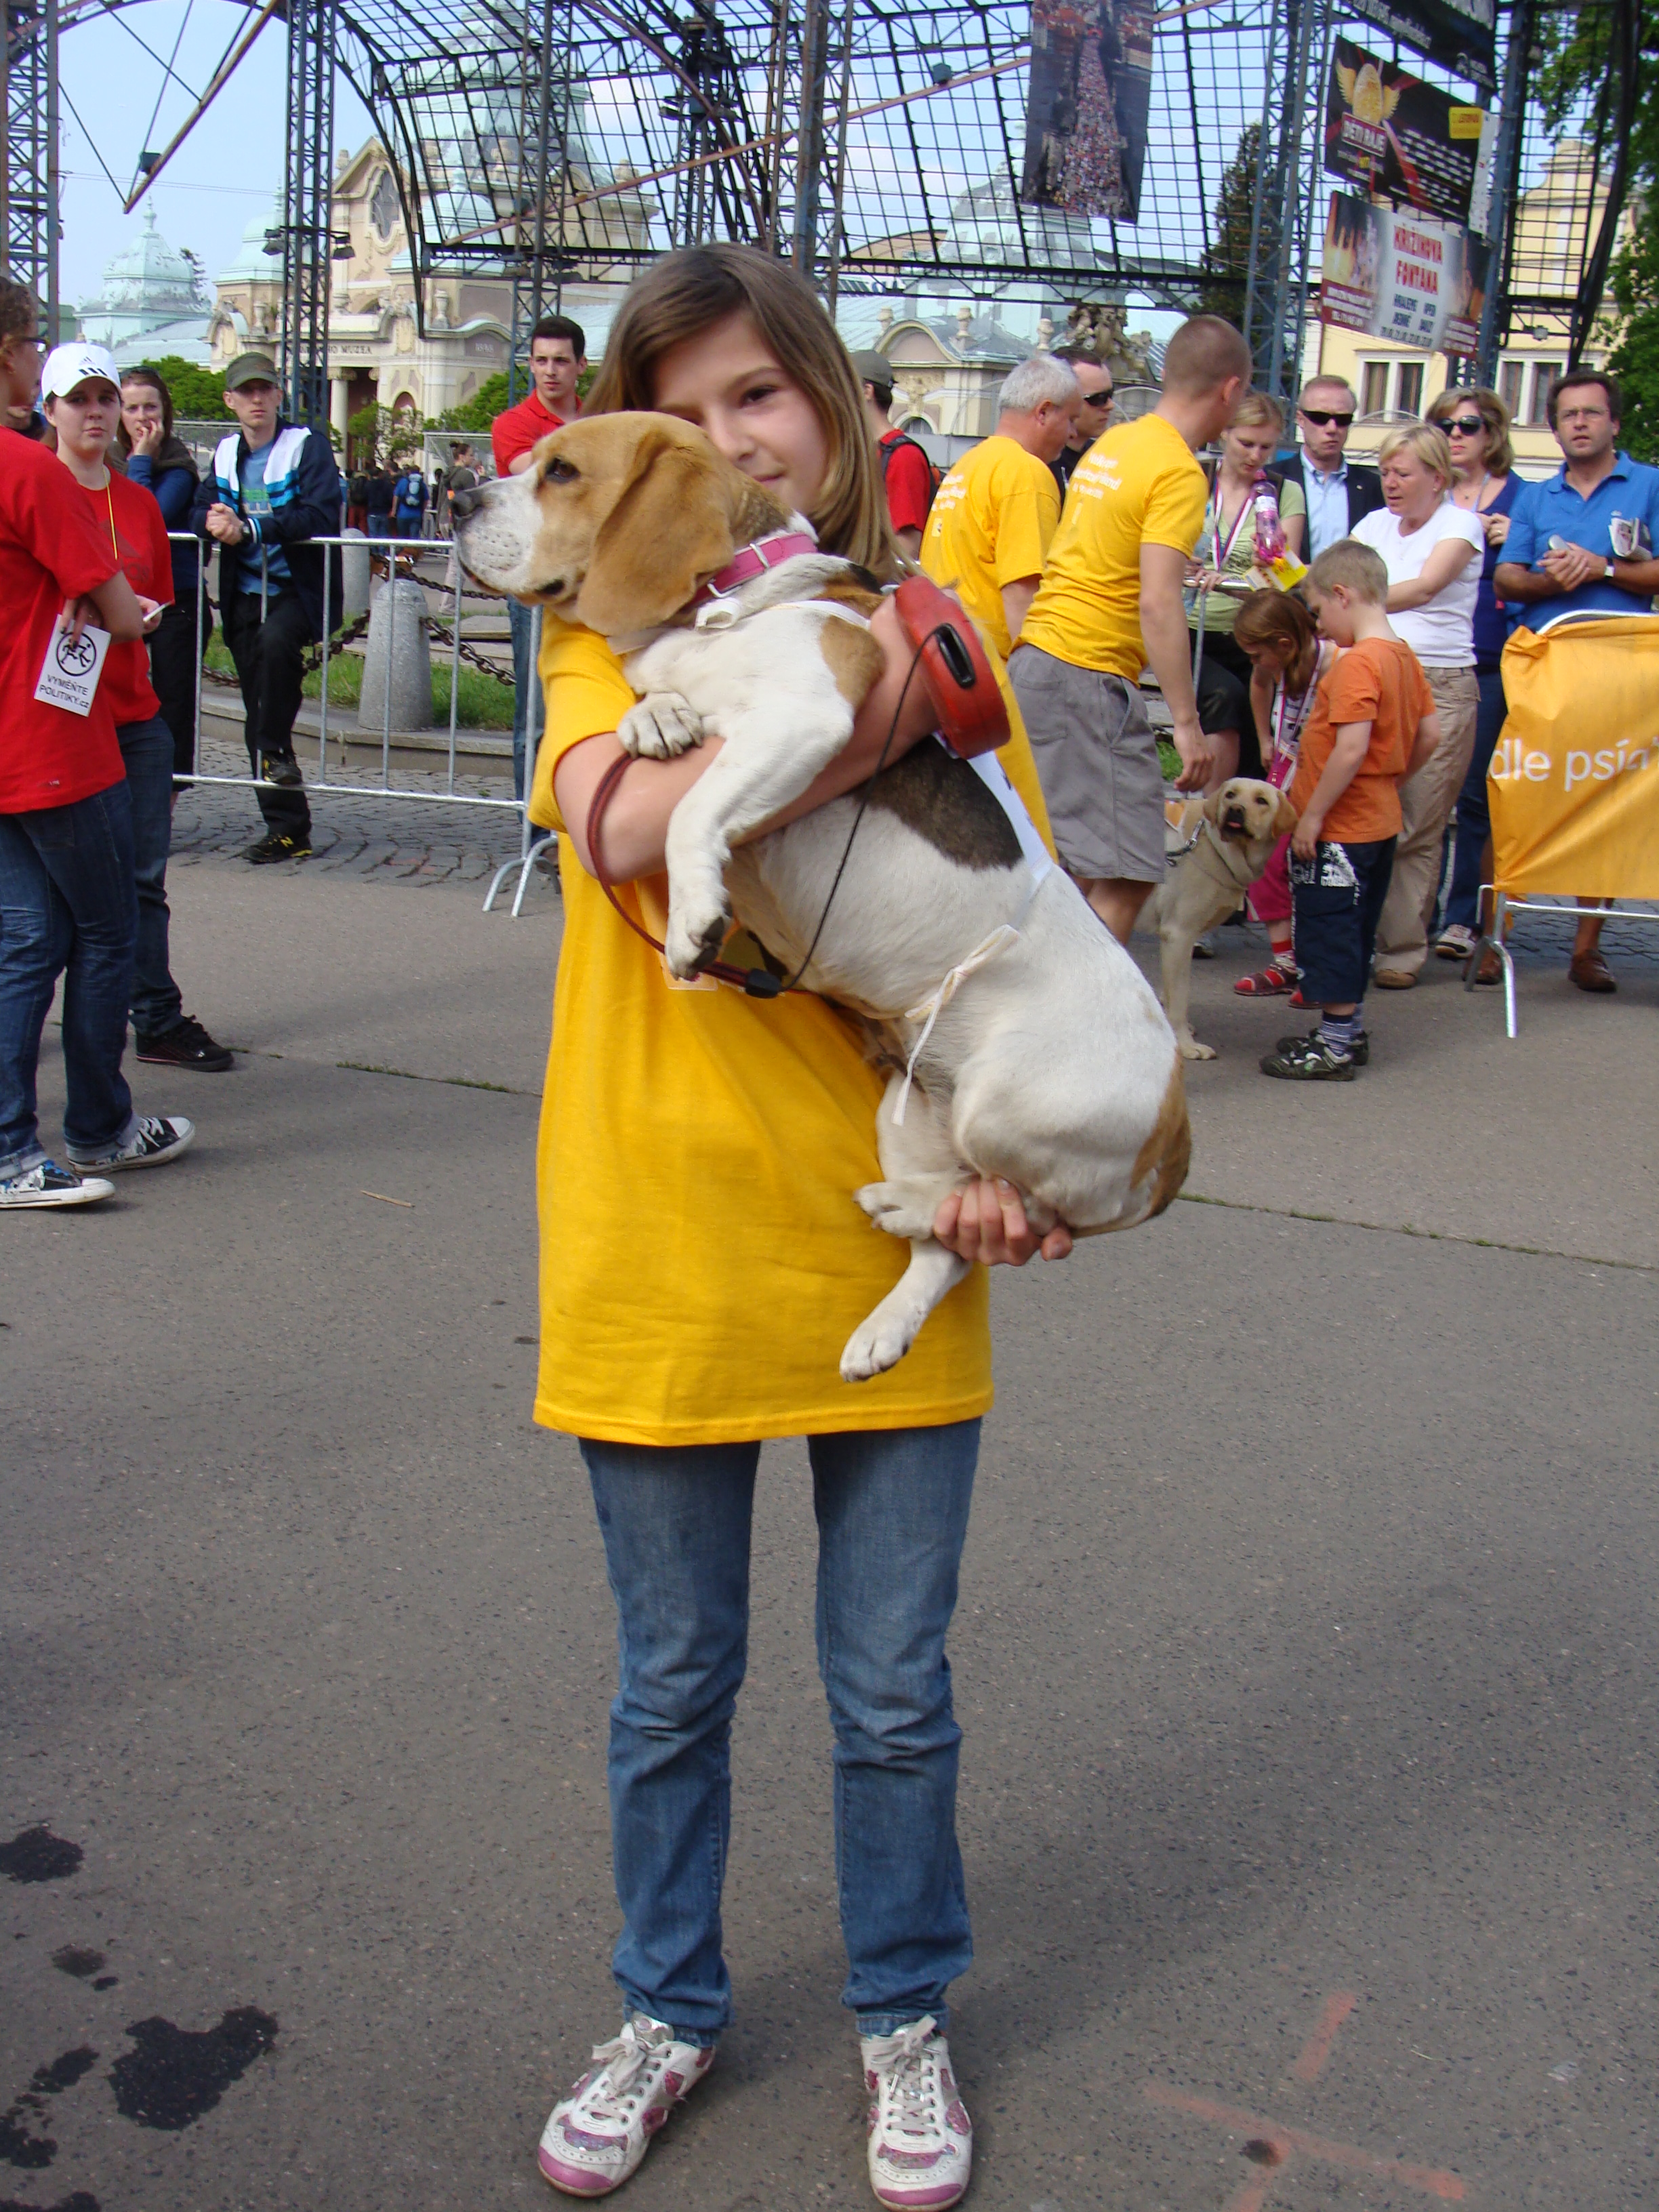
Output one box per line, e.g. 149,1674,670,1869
454,413,1189,1380
1145,778,1297,1060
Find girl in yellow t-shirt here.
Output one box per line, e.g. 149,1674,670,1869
527,245,1069,2208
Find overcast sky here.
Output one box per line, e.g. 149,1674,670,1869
57,0,372,314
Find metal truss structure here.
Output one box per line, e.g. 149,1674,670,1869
4,0,1641,422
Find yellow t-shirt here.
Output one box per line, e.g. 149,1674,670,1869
525,615,1061,1447
1020,414,1207,680
920,434,1062,661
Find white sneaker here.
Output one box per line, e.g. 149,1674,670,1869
72,1115,194,1172
537,2015,714,2197
0,1158,115,1209
1436,923,1479,960
862,2016,972,2210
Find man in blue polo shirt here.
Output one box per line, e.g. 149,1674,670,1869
1495,369,1659,994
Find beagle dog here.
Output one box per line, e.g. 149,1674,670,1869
455,413,1189,1382
1145,778,1297,1060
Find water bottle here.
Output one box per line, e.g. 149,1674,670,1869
1252,486,1286,566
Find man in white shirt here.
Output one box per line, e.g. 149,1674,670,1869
1278,377,1384,558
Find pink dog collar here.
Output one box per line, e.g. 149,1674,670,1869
697,528,819,603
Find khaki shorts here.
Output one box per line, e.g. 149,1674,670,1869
1008,644,1167,885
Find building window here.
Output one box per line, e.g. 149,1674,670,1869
371,169,399,242
1530,362,1563,425
1360,361,1389,415
1498,360,1523,416
1395,361,1425,415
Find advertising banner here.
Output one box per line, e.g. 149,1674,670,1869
1343,0,1496,93
1319,192,1489,357
1020,0,1154,222
1491,617,1659,898
1325,40,1487,224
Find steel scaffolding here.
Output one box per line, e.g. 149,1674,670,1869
3,0,59,327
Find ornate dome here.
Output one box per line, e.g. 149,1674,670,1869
81,204,205,324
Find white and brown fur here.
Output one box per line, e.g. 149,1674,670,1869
1145,780,1297,1059
455,412,1189,1382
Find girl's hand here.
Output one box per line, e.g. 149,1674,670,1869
137,596,164,635
1189,566,1222,594
1291,811,1323,861
127,417,163,459
933,1178,1072,1266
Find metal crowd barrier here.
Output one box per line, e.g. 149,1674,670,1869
166,531,552,917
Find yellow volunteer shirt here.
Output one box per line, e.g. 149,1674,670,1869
525,615,1049,1447
1021,414,1207,680
920,434,1062,661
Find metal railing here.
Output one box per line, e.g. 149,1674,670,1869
167,530,552,916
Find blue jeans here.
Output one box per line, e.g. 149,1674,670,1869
508,596,541,806
581,1421,981,2045
119,717,184,1039
0,779,138,1177
1442,665,1508,935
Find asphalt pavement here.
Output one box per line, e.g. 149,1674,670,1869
3,829,1656,2212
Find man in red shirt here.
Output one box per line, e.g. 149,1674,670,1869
493,315,586,805
0,292,171,1207
851,349,933,558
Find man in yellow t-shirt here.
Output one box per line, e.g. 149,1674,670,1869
1012,315,1252,943
920,355,1077,661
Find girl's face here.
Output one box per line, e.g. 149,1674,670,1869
1241,637,1292,683
121,382,165,440
47,378,121,459
1223,420,1280,478
651,310,832,519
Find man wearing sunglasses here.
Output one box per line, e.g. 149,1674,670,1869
1279,377,1383,558
1050,347,1116,500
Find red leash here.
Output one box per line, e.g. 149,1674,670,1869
583,574,1010,1000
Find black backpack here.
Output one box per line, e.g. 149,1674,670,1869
879,432,944,518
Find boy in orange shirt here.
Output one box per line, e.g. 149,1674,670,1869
1261,539,1440,1080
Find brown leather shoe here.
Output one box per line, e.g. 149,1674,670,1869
1373,966,1418,989
1474,945,1502,986
1569,949,1617,994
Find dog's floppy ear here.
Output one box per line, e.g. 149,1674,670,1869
574,431,739,635
1201,785,1228,824
1271,789,1299,837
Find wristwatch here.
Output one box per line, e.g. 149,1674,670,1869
1605,556,1617,577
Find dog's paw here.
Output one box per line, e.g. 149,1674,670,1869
1178,1035,1217,1061
854,1181,941,1241
840,1311,918,1384
619,692,703,760
664,897,732,980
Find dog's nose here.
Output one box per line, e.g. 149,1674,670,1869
450,484,484,521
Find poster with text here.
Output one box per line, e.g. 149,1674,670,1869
1319,192,1490,358
1020,0,1153,222
1344,0,1496,92
1325,40,1486,224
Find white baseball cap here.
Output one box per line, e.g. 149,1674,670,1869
41,342,122,401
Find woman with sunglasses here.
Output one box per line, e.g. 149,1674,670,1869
1424,386,1519,981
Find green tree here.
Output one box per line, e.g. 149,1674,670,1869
1197,124,1260,323
435,370,512,432
140,354,230,419
1607,208,1659,462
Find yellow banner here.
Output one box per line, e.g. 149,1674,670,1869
1491,616,1659,897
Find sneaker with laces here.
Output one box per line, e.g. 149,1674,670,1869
1260,1034,1355,1081
260,753,304,787
862,2016,972,2210
135,1015,234,1072
243,832,311,864
1275,1026,1370,1067
71,1115,195,1172
537,2015,714,2197
0,1158,115,1209
1435,924,1478,960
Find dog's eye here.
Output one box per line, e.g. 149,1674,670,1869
544,457,579,484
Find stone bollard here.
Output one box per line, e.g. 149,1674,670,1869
340,527,371,620
359,577,434,732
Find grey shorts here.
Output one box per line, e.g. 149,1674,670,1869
1008,644,1167,885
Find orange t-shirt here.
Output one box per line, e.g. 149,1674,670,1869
1288,635,1433,844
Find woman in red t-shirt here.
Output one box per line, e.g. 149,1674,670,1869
45,348,231,1073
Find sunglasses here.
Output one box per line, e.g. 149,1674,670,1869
1079,389,1113,406
1438,415,1487,436
1299,408,1353,428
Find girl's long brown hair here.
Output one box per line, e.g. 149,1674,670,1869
584,244,899,581
117,365,175,449
1233,588,1320,696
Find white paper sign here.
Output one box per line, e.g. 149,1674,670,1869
34,623,112,717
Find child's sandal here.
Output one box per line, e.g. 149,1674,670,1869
1233,963,1298,997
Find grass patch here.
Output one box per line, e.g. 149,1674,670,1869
1158,736,1183,781
204,636,514,730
